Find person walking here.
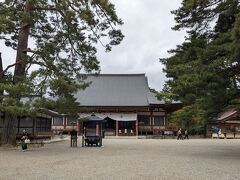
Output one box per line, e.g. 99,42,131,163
218,128,222,137
177,128,183,140
184,129,189,139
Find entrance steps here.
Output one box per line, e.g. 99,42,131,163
105,136,137,139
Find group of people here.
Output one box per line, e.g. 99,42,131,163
177,128,189,140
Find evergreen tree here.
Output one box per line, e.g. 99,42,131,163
0,0,123,145
161,0,240,133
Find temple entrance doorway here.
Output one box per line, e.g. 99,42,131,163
103,117,116,136
118,121,135,136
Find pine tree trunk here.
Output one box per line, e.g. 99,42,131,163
14,0,31,79
1,1,31,146
2,113,17,146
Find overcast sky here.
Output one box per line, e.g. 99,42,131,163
97,0,186,91
0,0,186,91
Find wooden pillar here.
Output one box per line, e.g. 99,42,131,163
234,125,236,138
100,123,103,147
116,120,119,136
77,120,79,135
96,123,99,136
63,116,66,130
17,117,20,134
150,111,153,134
82,122,85,147
33,117,36,136
135,119,138,136
164,111,167,129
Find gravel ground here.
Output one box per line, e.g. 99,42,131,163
0,138,240,180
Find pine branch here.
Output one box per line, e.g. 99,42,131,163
0,60,22,75
95,4,115,30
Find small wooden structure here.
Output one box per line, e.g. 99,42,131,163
81,113,104,147
215,108,240,138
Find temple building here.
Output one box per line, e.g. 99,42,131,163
74,74,181,136
215,108,240,138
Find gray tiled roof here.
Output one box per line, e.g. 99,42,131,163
217,108,238,121
74,74,164,107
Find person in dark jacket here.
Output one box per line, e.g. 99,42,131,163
21,129,29,151
184,130,189,139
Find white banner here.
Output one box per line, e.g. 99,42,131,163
79,113,137,121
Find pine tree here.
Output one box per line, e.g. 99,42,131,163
161,0,240,133
0,0,123,145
